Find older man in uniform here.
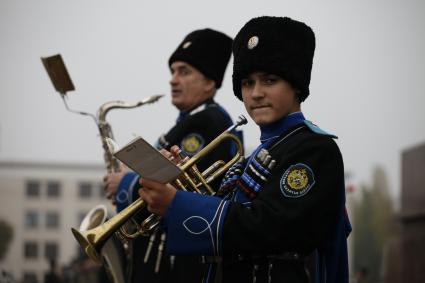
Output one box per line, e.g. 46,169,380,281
103,28,243,283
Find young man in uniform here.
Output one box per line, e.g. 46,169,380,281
103,28,241,283
138,16,351,283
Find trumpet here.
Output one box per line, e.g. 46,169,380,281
71,115,247,263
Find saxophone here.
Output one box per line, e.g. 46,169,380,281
81,94,163,283
41,54,163,283
97,95,163,173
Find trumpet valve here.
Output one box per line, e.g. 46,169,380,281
203,160,226,181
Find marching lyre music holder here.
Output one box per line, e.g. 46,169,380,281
41,54,75,97
41,53,97,120
40,53,164,121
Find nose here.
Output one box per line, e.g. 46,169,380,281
170,72,179,86
251,82,265,99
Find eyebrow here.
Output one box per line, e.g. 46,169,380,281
258,72,274,77
172,65,190,73
242,72,272,80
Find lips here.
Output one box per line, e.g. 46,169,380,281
251,105,270,110
171,89,182,96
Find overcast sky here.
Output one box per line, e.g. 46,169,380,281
1,0,424,205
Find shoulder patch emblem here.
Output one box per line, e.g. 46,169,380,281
280,163,315,198
181,133,205,156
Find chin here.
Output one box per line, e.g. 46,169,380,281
250,114,269,125
253,118,269,126
171,98,182,108
173,102,188,111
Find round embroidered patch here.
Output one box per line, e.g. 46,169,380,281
280,163,315,198
181,133,204,156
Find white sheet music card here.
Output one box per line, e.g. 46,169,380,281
109,137,182,183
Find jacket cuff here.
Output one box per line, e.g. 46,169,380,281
163,190,229,256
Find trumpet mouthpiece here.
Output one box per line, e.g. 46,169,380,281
226,115,247,133
236,115,248,126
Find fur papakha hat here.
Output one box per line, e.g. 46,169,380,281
232,16,315,101
169,28,233,89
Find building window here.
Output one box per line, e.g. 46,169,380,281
78,182,92,198
26,180,40,198
47,181,61,198
24,242,38,259
44,242,59,260
22,272,38,283
46,212,60,229
25,211,39,229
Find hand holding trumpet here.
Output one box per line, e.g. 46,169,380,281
138,146,183,216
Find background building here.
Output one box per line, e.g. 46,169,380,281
383,142,425,283
0,161,113,283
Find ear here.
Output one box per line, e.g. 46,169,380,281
203,78,216,93
294,89,302,104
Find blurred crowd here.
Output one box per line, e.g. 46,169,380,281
0,256,108,283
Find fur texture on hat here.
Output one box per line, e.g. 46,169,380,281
232,16,315,101
169,28,232,89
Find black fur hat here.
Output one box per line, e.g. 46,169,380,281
232,16,315,101
169,28,233,89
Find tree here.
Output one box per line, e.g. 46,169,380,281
0,219,13,260
352,166,394,282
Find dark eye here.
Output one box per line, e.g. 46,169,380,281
241,79,254,87
180,67,190,76
264,75,279,85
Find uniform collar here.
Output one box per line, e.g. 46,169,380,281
176,98,215,123
259,112,305,143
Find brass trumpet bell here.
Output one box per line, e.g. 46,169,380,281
72,228,101,262
74,205,127,283
72,196,146,263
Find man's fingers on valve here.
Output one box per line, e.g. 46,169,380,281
170,145,182,156
169,145,185,164
159,149,174,162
